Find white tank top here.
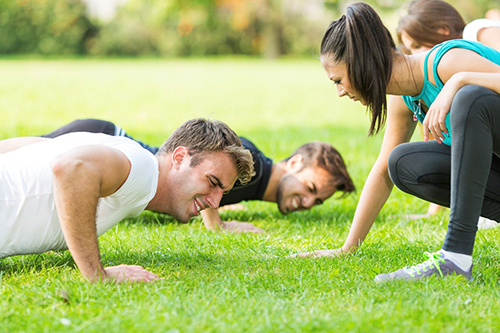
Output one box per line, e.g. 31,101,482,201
463,19,500,42
0,133,158,258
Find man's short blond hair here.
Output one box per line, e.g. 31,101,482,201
158,118,254,184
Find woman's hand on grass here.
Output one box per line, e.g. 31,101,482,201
290,248,345,258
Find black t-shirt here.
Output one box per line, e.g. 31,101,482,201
220,137,273,206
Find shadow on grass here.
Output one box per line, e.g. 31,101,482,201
128,211,179,225
0,251,75,277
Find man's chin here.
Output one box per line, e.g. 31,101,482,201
171,213,192,224
277,204,289,215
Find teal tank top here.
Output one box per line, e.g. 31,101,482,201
402,39,500,146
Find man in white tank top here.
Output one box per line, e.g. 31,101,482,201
0,118,254,283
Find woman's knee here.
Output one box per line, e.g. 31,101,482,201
388,142,448,192
451,85,500,127
452,85,494,106
388,143,416,190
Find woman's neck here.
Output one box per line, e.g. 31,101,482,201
387,51,425,97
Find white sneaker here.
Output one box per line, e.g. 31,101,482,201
374,251,473,283
478,217,498,230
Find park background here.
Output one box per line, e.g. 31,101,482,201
2,0,500,332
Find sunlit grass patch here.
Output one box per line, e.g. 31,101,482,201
1,58,500,332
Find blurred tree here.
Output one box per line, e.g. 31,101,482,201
7,0,496,57
87,0,328,58
448,0,498,22
258,0,282,59
0,0,96,54
324,0,499,23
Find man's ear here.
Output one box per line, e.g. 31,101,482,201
171,146,189,169
285,154,304,173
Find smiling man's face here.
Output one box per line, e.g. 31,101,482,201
167,150,238,223
276,164,337,215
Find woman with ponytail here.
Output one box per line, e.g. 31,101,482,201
298,2,500,282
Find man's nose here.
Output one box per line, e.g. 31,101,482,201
207,188,224,209
302,195,316,210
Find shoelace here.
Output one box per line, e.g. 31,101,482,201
406,252,445,278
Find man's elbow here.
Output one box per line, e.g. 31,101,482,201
51,155,87,180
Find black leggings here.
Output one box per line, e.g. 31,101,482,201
388,85,500,255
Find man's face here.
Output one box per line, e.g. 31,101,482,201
167,149,238,223
276,164,337,215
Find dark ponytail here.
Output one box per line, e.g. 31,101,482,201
321,2,396,135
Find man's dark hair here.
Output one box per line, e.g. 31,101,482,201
286,141,355,196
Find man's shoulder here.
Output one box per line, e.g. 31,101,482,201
107,139,158,204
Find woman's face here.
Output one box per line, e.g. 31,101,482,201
320,55,366,105
400,30,432,54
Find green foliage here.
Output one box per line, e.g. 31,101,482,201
0,0,95,55
2,58,500,331
0,0,329,57
324,0,495,18
448,0,496,22
0,0,499,56
88,0,267,57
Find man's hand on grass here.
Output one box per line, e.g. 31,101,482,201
218,204,246,212
221,221,264,234
202,207,262,233
103,265,160,283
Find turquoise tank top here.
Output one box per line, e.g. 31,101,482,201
402,39,500,146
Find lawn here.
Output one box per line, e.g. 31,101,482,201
1,57,500,332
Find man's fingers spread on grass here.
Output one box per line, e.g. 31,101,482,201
104,265,160,283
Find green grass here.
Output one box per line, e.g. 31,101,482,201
1,58,500,332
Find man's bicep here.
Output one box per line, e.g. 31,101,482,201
53,145,131,197
95,147,132,196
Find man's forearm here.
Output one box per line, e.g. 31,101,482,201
50,144,160,283
52,155,106,281
201,208,224,231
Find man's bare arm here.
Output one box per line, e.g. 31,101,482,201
201,207,264,234
0,137,49,154
52,145,159,282
201,208,225,231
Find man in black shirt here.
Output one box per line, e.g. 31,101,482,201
43,119,355,233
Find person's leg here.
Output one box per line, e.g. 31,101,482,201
42,119,117,137
388,140,500,222
106,123,159,154
389,140,452,206
445,85,500,255
123,133,159,155
377,85,500,282
42,119,159,154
